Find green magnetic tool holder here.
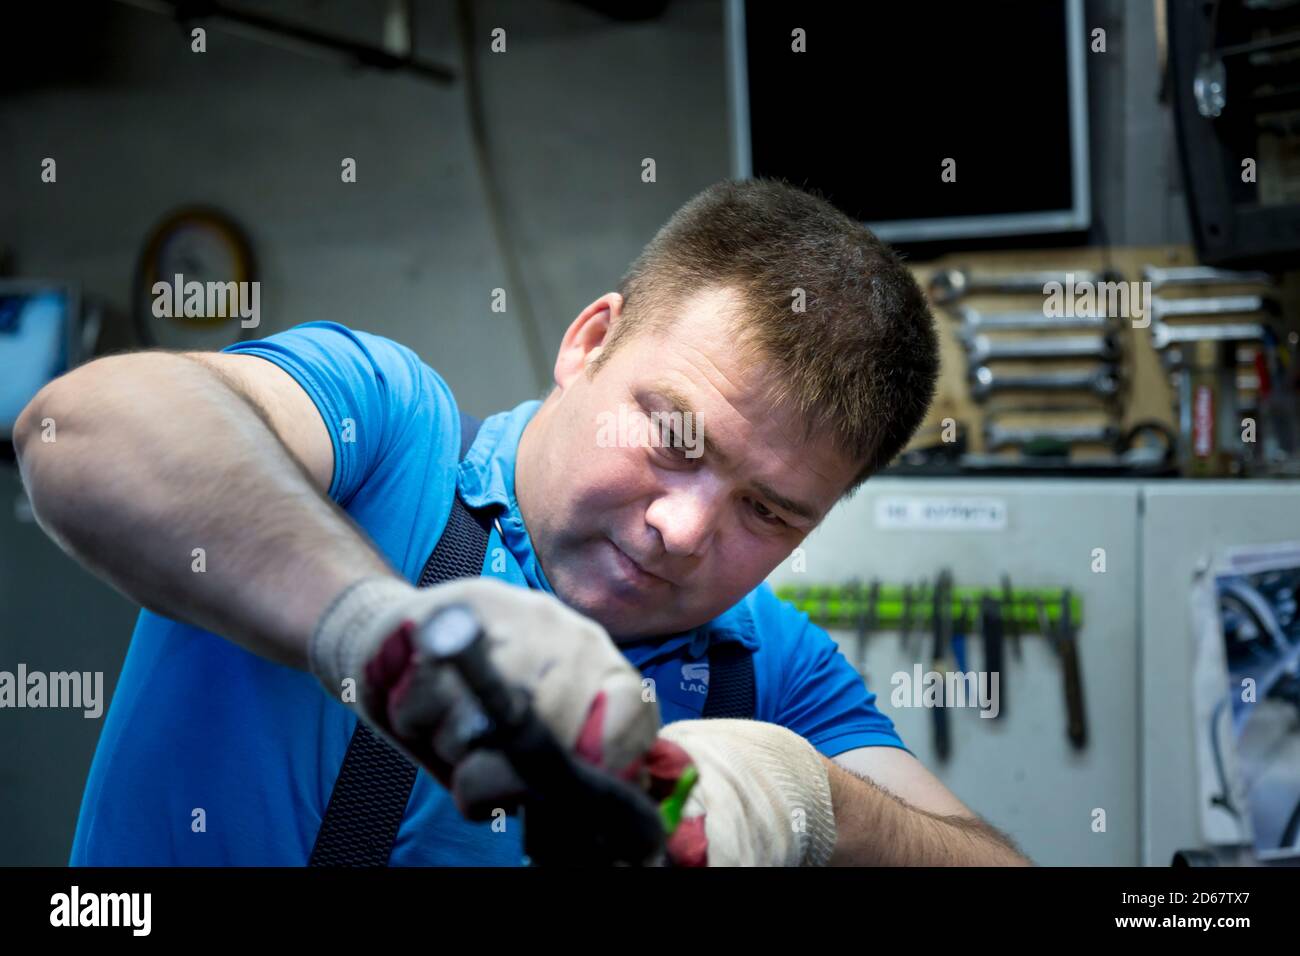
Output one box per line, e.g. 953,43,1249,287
773,583,1083,633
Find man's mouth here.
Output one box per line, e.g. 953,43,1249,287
606,539,671,587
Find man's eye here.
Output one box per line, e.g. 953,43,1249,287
656,429,691,461
751,500,786,525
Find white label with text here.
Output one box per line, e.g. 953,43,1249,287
874,497,1008,531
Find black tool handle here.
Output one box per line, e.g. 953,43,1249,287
931,572,953,761
980,596,1005,719
931,688,950,761
1001,574,1022,660
422,605,666,865
1060,636,1087,749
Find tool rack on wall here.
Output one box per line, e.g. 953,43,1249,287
773,582,1084,632
774,575,1089,754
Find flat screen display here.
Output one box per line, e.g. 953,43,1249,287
0,284,77,442
728,0,1090,242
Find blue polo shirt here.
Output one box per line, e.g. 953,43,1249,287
69,320,905,866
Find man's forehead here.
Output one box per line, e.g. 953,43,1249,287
642,283,749,344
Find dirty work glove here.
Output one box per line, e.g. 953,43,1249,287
649,719,838,867
307,575,660,816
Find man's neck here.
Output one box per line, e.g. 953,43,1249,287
513,399,548,542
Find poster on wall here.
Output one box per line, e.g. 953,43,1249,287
1191,542,1300,859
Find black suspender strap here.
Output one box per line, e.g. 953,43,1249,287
701,641,756,720
309,411,491,866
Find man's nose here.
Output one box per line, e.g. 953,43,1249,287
644,473,725,558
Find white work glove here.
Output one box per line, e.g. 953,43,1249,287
308,575,660,815
309,576,836,866
655,719,838,867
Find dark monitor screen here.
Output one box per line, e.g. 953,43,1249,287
729,0,1089,242
0,283,78,442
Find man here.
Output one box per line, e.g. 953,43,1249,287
17,179,1028,866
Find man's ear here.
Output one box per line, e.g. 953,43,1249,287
554,293,623,389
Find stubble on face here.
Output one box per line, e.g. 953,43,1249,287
516,287,859,640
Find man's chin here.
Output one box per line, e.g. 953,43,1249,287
550,577,669,640
562,593,648,639
547,551,709,637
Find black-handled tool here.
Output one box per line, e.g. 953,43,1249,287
898,582,915,657
859,578,880,680
846,577,863,675
952,596,972,674
1035,593,1088,751
417,603,667,866
1001,574,1022,660
931,571,953,762
1057,589,1087,750
980,594,1005,719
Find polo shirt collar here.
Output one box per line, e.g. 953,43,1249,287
457,399,556,595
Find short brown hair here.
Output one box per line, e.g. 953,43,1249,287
592,178,939,496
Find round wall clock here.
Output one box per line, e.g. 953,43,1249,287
133,207,258,349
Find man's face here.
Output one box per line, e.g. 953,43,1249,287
516,286,860,641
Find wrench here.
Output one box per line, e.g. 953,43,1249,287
967,334,1117,365
1001,574,1022,660
970,365,1119,401
1141,265,1274,290
929,269,1114,304
985,423,1119,449
958,307,1110,338
1149,294,1271,323
980,595,1006,720
1046,591,1087,750
1150,321,1266,350
930,571,953,762
899,582,920,658
858,578,879,678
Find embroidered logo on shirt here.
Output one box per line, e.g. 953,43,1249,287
680,661,710,695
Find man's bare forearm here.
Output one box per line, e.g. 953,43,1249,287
823,758,1032,865
14,352,397,669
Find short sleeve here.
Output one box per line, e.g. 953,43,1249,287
758,586,911,758
221,321,427,505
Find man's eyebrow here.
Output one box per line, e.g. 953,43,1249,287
646,384,821,523
751,479,820,523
